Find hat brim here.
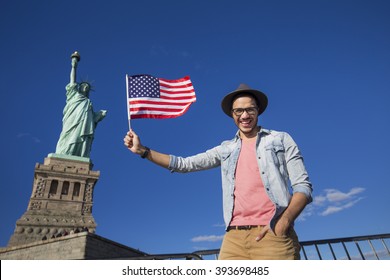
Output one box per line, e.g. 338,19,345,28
221,88,268,117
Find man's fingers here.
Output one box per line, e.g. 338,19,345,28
255,225,270,242
124,132,133,148
129,129,138,138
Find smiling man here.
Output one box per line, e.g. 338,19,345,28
124,83,313,260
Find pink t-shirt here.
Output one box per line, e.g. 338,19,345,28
230,138,275,226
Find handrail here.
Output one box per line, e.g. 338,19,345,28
299,233,390,260
193,233,390,260
101,233,390,260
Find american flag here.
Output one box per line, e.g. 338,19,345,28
126,74,196,119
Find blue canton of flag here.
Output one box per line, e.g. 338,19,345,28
127,75,160,99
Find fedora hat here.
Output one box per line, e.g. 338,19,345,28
221,84,268,117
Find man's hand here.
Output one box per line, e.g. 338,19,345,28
255,216,291,241
124,130,144,156
255,192,308,242
255,225,270,241
123,130,171,168
273,215,291,236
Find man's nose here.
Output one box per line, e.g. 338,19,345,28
241,110,250,117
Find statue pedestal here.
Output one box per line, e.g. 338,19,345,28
47,153,92,163
8,154,101,247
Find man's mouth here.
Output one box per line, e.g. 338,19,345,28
239,119,252,128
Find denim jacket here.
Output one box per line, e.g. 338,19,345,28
168,127,313,231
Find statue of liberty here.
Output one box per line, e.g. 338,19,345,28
55,52,107,158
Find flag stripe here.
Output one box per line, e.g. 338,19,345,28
160,93,195,98
130,96,196,102
160,81,193,87
130,105,193,119
127,74,196,119
160,85,194,90
131,108,187,113
129,104,192,113
160,87,194,93
129,99,196,106
159,76,191,85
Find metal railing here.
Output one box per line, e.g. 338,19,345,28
121,233,390,260
299,233,390,260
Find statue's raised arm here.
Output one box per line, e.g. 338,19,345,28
55,51,107,159
70,51,80,84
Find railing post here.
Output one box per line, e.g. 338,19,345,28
381,238,390,255
354,241,365,260
301,246,308,260
367,240,379,260
342,242,351,260
314,244,322,260
328,243,337,260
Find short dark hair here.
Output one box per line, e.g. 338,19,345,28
231,92,259,110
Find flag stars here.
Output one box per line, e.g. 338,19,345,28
128,75,160,98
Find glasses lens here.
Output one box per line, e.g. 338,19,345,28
247,108,257,115
233,108,244,115
232,107,257,116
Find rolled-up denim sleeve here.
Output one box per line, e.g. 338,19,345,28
168,155,178,172
293,183,313,203
167,147,221,173
283,133,313,203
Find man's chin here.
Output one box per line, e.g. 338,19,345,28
239,127,255,134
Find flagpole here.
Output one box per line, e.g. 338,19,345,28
125,74,131,131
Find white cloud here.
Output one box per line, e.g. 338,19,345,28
296,204,315,221
325,189,351,202
191,235,224,242
349,187,366,195
324,187,365,203
300,187,366,219
345,197,364,208
313,195,327,206
320,206,344,216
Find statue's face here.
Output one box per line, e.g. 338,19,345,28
79,83,91,95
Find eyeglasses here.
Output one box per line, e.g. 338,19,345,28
231,107,258,116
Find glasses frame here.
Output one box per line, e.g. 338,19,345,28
231,106,259,116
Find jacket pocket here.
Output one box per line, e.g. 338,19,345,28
266,144,284,166
221,151,233,176
266,144,288,177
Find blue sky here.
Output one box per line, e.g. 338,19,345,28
1,0,389,257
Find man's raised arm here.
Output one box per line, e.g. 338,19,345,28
123,130,171,169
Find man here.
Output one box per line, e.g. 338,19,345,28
123,84,312,259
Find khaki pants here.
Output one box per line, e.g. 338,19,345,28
219,226,301,260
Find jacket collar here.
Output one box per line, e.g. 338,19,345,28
259,127,271,135
233,126,270,141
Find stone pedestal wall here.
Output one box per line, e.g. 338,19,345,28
8,155,100,247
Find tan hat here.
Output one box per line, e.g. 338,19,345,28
221,83,268,117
